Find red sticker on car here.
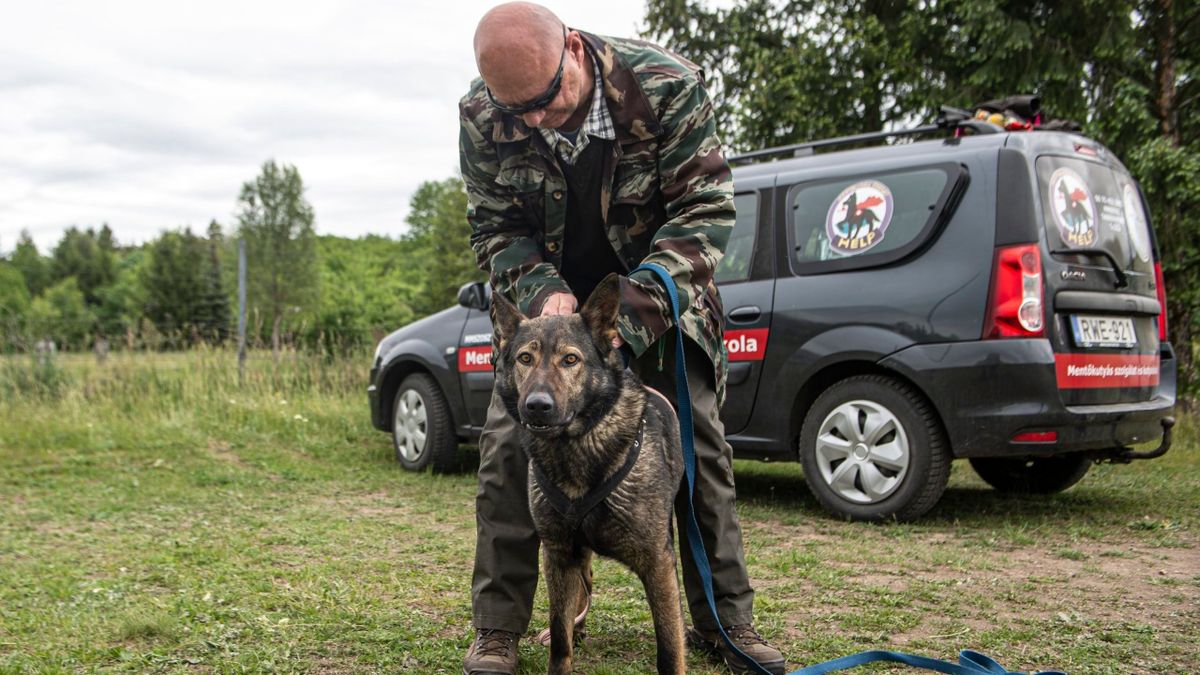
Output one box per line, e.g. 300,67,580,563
724,328,769,362
1054,354,1159,389
458,346,494,372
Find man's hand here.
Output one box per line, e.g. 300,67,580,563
538,292,578,317
538,292,623,349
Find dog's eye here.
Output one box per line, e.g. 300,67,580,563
562,353,579,366
517,353,533,365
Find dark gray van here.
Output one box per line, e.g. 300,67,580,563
369,122,1176,521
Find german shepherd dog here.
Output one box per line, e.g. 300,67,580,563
491,273,687,675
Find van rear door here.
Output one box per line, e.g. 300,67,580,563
1035,152,1161,405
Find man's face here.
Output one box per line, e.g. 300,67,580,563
484,30,589,130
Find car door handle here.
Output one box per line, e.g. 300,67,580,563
728,362,751,385
728,306,761,323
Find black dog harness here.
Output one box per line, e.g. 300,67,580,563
525,416,646,530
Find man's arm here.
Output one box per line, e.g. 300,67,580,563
616,75,735,357
459,98,572,318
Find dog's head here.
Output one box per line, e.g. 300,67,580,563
491,273,625,438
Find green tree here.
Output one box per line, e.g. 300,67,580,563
0,263,31,348
11,231,49,298
27,277,94,350
0,264,30,316
49,226,116,306
236,161,320,355
198,221,232,343
643,0,1134,148
142,228,208,345
404,177,485,316
95,249,149,346
644,0,935,148
311,235,425,349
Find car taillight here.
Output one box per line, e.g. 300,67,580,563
1012,430,1057,443
1154,261,1168,342
984,244,1044,339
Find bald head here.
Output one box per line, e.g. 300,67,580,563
474,2,567,102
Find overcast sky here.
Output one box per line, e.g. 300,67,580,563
0,0,651,253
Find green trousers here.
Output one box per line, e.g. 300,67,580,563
470,335,755,633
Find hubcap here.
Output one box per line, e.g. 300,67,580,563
394,389,428,462
814,399,910,504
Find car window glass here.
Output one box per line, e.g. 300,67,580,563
714,192,758,283
793,168,950,264
1035,156,1150,272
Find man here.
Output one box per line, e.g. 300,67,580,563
458,4,786,674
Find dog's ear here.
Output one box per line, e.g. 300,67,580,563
490,291,525,347
580,273,621,351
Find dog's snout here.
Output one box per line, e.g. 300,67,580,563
524,392,555,416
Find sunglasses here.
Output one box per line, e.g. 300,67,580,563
485,24,568,115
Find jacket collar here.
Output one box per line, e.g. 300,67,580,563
490,31,663,145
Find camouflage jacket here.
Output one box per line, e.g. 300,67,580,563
458,31,734,403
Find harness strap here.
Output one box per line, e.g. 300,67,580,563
630,262,1065,675
526,417,645,530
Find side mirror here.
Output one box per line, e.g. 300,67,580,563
457,282,490,310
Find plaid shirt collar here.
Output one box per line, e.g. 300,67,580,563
540,53,614,165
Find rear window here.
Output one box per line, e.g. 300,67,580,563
1035,157,1154,272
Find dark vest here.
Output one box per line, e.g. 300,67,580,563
559,138,626,305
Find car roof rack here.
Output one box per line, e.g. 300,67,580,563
728,109,1000,166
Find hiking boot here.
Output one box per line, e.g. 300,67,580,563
688,623,786,674
462,628,519,675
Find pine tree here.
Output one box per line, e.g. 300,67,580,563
11,231,49,298
199,220,232,342
142,228,207,346
49,226,116,306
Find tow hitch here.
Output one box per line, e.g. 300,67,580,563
1096,417,1175,464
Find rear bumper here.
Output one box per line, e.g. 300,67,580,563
880,339,1177,458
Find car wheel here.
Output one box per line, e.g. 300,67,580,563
968,454,1091,494
392,373,458,473
799,374,950,522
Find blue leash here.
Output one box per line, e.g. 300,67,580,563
630,264,1065,675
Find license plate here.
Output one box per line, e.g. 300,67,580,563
1070,315,1137,349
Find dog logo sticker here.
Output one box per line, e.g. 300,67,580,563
825,180,894,256
1049,168,1097,247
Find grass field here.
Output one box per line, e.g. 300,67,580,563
1,350,1197,674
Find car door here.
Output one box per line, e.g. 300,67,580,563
457,296,496,430
716,183,776,434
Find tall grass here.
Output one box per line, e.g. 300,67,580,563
0,346,374,467
0,353,68,400
1,345,368,405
